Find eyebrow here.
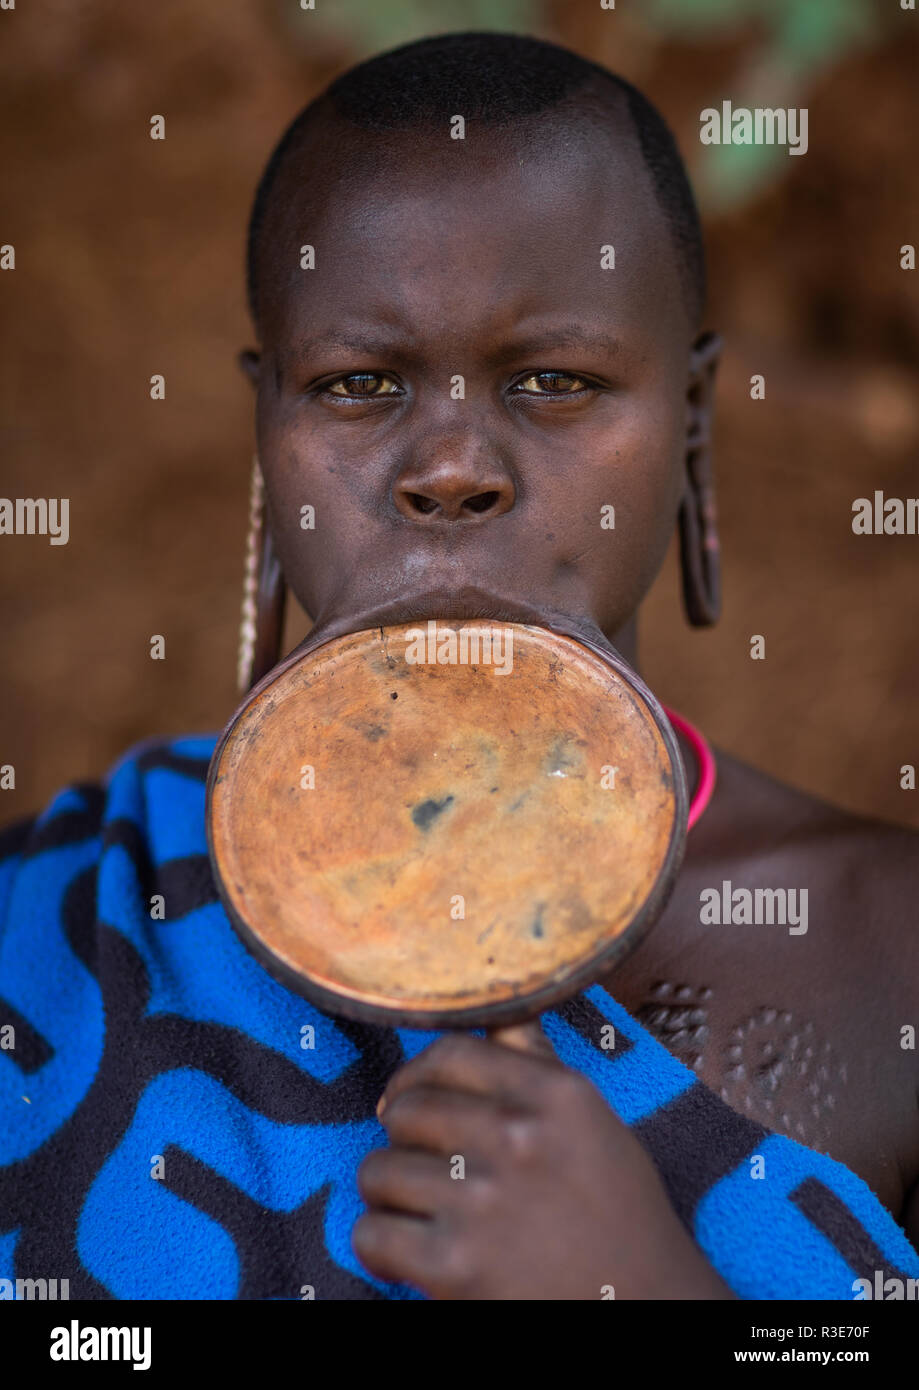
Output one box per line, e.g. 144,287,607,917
293,333,405,359
495,326,624,361
290,324,625,363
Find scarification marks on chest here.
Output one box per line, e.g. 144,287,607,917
636,980,713,1071
720,1006,848,1143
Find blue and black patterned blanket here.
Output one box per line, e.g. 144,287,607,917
1,736,917,1299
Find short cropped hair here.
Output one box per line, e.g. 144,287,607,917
245,30,706,331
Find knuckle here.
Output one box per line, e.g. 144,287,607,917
501,1113,542,1162
435,1237,478,1297
461,1173,499,1214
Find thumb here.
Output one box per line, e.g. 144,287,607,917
485,1019,557,1059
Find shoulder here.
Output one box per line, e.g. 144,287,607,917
706,743,919,1015
700,749,919,1216
708,744,919,871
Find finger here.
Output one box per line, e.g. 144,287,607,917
485,1020,557,1058
357,1145,459,1217
351,1210,442,1288
380,1083,505,1159
378,1029,560,1116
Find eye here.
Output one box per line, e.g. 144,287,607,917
322,372,402,400
512,371,592,396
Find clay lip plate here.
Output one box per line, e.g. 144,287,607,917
206,620,688,1029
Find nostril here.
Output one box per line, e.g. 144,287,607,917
402,489,503,518
407,493,440,515
464,491,500,515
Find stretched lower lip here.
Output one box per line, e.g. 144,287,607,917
296,586,611,667
370,586,545,625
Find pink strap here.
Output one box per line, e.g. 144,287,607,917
662,706,716,830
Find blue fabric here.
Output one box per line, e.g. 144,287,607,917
0,735,917,1300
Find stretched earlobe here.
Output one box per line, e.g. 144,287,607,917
237,457,288,693
678,482,721,627
238,349,261,389
678,330,723,627
689,328,722,377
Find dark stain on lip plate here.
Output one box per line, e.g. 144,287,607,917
531,903,546,938
411,794,455,831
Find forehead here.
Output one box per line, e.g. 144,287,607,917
257,106,690,355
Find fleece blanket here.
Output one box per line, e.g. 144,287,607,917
1,736,917,1300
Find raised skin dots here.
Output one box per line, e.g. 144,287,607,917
635,981,849,1149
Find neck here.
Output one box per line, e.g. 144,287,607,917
609,614,703,816
608,615,638,671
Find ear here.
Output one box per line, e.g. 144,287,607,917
686,329,722,454
238,348,261,389
678,329,723,627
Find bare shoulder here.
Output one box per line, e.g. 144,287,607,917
706,746,919,1007
618,743,919,1211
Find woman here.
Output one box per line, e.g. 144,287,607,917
2,31,917,1302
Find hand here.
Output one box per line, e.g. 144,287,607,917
352,1024,735,1300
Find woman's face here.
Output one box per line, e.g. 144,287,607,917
244,110,705,649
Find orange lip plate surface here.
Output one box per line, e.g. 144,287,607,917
207,621,685,1028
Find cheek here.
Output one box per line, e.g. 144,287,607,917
573,395,683,539
561,394,684,611
256,421,383,608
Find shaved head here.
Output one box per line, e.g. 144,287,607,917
245,31,706,336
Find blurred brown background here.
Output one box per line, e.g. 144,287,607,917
1,0,917,828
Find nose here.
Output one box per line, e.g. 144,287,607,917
392,434,516,523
